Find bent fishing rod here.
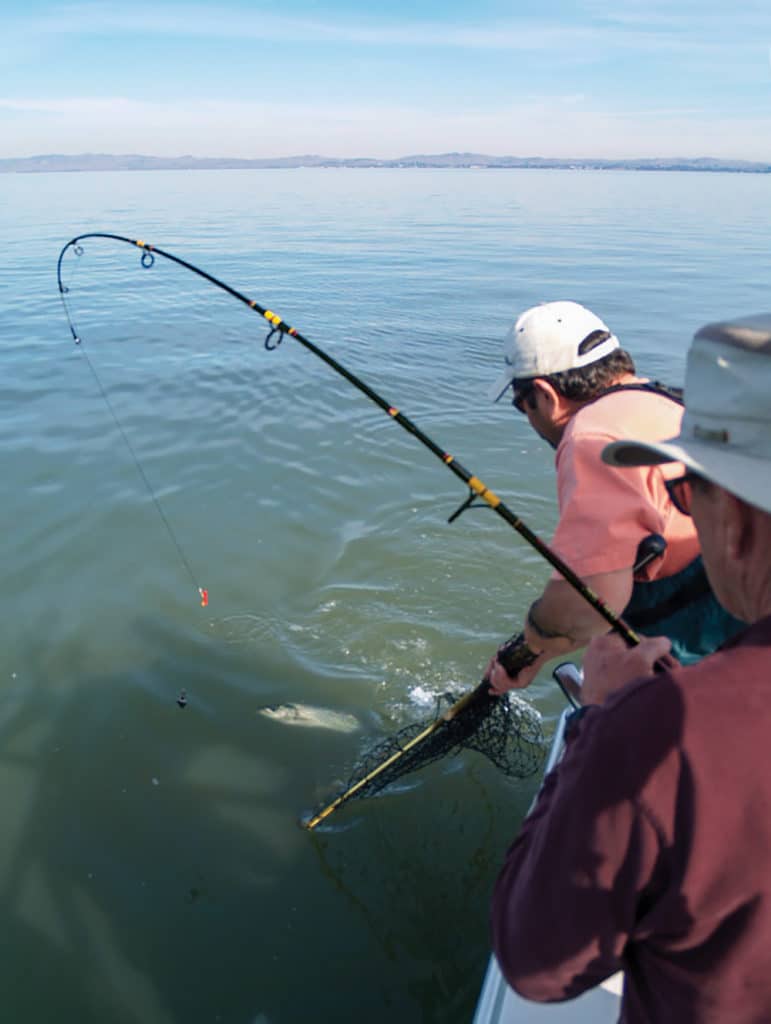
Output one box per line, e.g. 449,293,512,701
56,232,643,666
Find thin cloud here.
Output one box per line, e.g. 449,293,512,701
9,2,762,57
3,5,770,161
598,0,771,31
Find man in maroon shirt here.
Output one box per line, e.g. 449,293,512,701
492,313,771,1023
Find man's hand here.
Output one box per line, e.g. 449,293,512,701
486,648,549,695
582,633,677,705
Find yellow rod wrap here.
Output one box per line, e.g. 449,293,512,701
136,240,145,248
263,310,282,326
388,407,399,416
468,476,501,508
443,454,454,464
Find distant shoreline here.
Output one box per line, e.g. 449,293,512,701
2,153,770,174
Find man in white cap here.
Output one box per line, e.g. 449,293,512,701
491,313,771,1021
486,300,741,692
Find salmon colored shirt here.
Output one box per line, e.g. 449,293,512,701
550,378,700,582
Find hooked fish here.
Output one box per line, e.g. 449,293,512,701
258,703,360,734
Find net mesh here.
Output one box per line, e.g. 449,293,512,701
334,687,545,805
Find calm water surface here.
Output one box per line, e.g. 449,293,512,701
1,168,770,1023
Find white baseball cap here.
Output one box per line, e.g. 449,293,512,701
489,300,620,402
603,314,771,515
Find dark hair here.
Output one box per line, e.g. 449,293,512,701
532,348,636,403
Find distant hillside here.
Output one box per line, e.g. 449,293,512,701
2,152,770,174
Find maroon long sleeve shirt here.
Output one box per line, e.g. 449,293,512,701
492,616,771,1023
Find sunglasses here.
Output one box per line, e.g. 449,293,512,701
511,380,536,414
665,471,702,516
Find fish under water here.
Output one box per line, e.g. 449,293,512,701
258,703,361,734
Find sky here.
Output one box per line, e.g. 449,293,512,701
2,0,771,160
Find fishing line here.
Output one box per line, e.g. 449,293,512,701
56,232,640,648
57,231,644,826
58,241,208,608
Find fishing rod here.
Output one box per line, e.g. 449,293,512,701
57,232,641,651
57,232,644,828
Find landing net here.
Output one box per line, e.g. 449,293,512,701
334,689,544,805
